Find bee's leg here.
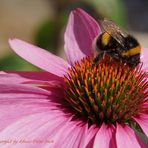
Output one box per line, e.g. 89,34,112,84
138,62,143,71
92,52,104,68
109,53,120,60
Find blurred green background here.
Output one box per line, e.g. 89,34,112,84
0,0,148,70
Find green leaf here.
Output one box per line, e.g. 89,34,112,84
85,0,127,27
0,54,37,71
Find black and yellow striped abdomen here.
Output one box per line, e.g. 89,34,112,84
121,35,141,57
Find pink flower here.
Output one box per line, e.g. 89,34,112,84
0,8,148,148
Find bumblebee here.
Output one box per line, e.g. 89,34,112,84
93,19,141,67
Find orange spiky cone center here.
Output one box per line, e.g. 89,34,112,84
64,55,148,125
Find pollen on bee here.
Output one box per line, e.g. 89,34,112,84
101,32,111,46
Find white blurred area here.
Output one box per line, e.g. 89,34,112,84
0,0,52,58
134,32,148,48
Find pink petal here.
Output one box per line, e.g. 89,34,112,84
1,71,64,86
141,48,148,71
72,123,91,148
0,83,66,112
0,104,51,132
78,124,91,148
0,85,66,133
0,111,70,148
0,72,30,84
64,8,101,65
0,71,6,74
0,83,55,108
0,83,50,97
0,80,69,134
133,113,148,137
44,121,95,148
50,121,83,148
9,38,70,77
116,123,146,148
86,125,99,148
93,123,116,148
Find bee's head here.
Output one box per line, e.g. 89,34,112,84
124,35,140,49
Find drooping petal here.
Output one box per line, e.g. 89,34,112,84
86,125,98,148
0,111,70,148
72,123,94,148
78,124,91,148
51,122,81,148
0,104,51,132
64,8,101,65
133,113,148,137
0,83,67,112
116,123,146,148
0,84,67,133
9,39,70,77
93,123,116,148
50,121,84,148
141,48,148,71
0,83,50,103
0,72,30,84
1,71,64,86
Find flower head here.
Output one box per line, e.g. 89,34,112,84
1,8,148,148
64,55,147,125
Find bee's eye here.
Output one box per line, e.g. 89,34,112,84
129,42,135,48
125,35,139,48
125,39,135,48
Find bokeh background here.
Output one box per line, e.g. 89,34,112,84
0,0,148,145
0,0,148,70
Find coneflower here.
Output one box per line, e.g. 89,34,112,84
0,8,147,148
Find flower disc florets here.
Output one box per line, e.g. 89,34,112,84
64,55,148,125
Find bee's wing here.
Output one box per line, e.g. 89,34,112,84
99,19,127,47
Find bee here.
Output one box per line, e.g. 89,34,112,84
93,19,141,67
